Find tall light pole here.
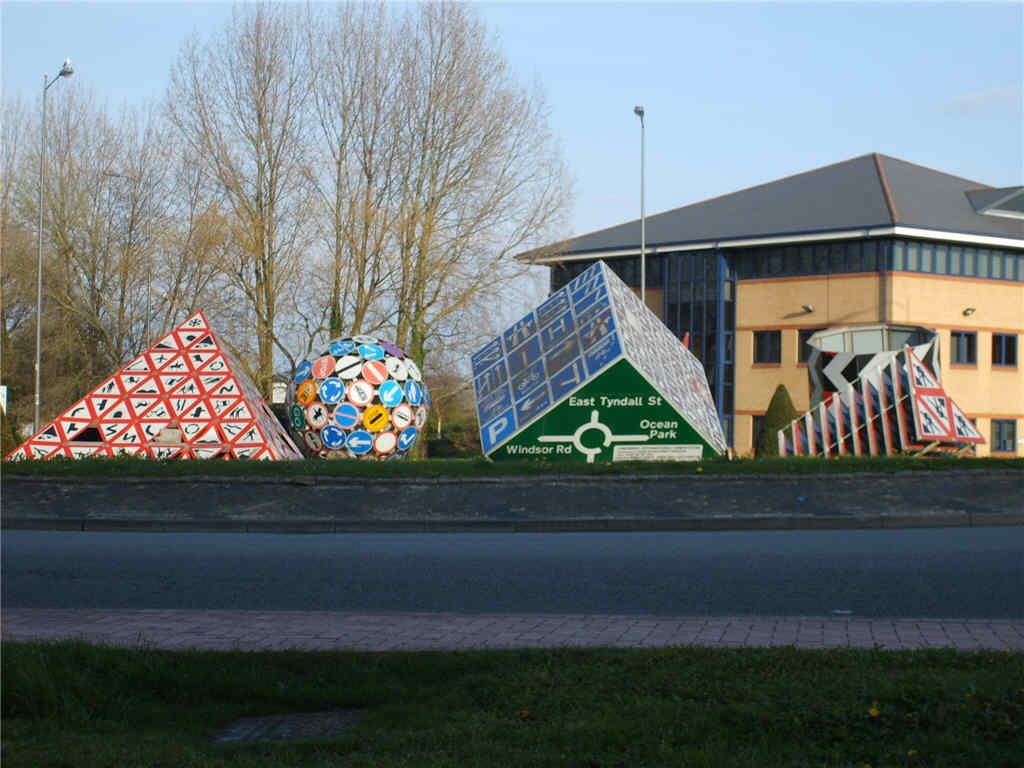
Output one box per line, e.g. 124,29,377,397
34,58,73,435
633,105,646,306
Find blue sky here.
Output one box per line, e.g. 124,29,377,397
3,1,1021,239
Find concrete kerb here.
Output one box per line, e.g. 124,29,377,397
3,514,1021,534
3,470,1022,534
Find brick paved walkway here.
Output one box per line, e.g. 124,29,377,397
4,609,1023,651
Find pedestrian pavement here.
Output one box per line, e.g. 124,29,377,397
3,609,1023,652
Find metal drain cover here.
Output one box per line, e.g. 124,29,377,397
215,709,367,744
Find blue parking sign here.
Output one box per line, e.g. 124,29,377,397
480,409,516,454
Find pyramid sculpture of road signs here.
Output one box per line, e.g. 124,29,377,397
778,342,984,457
5,311,303,461
471,260,727,463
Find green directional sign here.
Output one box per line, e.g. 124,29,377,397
489,359,714,462
472,260,726,463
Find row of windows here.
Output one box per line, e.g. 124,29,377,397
727,239,1023,282
552,238,1024,294
732,239,886,279
950,331,1018,367
891,240,1022,281
749,329,1018,368
752,329,821,364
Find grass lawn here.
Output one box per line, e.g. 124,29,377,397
3,640,1022,767
3,454,1022,479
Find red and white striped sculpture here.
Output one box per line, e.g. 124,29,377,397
778,344,984,457
5,311,302,461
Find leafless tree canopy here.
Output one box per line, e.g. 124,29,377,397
1,0,570,432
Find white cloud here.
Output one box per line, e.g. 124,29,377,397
944,84,1023,115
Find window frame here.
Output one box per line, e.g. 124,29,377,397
950,330,977,366
992,333,1018,368
753,330,782,365
991,419,1017,454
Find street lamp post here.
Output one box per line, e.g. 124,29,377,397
34,58,73,435
633,105,646,306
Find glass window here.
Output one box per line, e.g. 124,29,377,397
798,328,824,363
991,419,1017,453
892,241,905,270
991,253,1004,281
950,246,962,275
977,249,990,279
862,240,879,271
963,248,975,275
752,415,766,452
906,241,920,272
766,249,784,275
992,334,1018,367
813,244,830,273
799,246,814,273
919,242,933,273
828,243,845,272
933,245,948,275
852,329,886,354
783,246,799,274
753,330,782,364
951,330,977,365
845,241,862,273
820,333,845,353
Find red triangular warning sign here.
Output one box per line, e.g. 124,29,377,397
5,310,301,462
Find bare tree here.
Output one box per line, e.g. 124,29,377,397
305,1,570,367
388,2,570,364
167,3,313,394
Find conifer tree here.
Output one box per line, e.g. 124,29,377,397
757,384,797,457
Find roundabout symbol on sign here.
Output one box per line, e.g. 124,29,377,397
537,409,648,463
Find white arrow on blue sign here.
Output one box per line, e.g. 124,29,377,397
346,430,373,455
398,427,418,452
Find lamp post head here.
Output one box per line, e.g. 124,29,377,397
59,59,73,78
633,105,644,119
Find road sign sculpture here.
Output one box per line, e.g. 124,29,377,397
778,339,984,457
286,336,429,459
471,261,727,463
6,311,302,461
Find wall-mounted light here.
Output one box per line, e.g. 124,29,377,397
963,307,976,316
801,304,814,313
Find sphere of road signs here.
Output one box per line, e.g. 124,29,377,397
286,335,429,459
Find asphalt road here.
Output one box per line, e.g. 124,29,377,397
3,528,1023,619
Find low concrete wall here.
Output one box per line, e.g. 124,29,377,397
2,470,1021,533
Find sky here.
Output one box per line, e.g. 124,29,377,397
2,1,1022,242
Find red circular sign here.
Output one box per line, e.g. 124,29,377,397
391,403,414,430
312,355,336,379
373,430,398,455
361,360,388,385
347,379,376,407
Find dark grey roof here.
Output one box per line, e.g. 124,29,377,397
967,186,1024,215
522,154,1023,261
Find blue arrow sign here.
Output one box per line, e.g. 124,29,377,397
405,380,423,406
346,430,373,455
398,427,418,452
330,340,356,357
320,424,347,449
378,380,404,407
357,344,385,361
318,377,345,404
294,360,313,384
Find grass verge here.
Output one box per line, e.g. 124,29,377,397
3,454,1022,479
3,640,1023,767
